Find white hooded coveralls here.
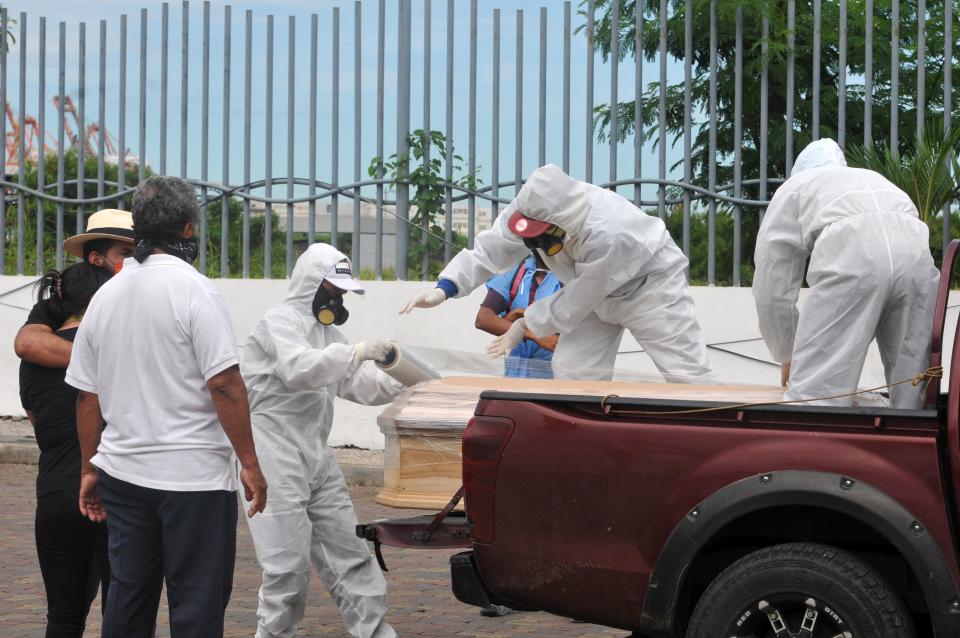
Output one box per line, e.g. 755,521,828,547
753,139,939,408
241,244,402,638
440,163,714,381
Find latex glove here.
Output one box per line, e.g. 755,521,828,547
400,288,446,315
355,339,394,363
486,318,527,358
780,362,791,388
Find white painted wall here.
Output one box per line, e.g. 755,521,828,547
2,275,955,449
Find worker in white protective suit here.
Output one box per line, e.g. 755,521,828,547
401,163,715,382
240,243,403,638
753,138,939,408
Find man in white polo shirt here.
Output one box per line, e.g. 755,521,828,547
66,176,268,638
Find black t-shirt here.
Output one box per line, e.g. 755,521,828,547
25,301,59,331
19,328,81,496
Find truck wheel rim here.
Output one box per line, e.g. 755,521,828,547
727,594,853,638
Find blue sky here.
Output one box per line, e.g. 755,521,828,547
4,0,686,202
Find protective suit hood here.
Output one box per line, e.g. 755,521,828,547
791,138,847,176
514,164,589,238
285,243,355,316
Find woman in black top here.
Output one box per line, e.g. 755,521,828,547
19,263,113,638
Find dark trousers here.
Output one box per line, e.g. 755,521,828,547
35,490,110,638
96,470,238,638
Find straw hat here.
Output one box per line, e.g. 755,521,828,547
63,209,136,258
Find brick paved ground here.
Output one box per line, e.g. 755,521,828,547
1,463,625,637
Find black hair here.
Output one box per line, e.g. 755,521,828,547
131,176,198,240
36,262,114,327
83,237,121,262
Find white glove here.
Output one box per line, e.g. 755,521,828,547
355,339,394,363
486,318,527,358
400,288,447,315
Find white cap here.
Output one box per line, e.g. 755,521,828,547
323,258,365,294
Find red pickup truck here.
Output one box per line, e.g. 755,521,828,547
359,242,960,638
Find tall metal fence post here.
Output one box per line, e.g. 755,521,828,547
657,0,667,219
944,0,953,253
395,0,412,279
221,5,231,276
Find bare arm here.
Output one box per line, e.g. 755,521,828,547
475,306,515,337
76,390,107,522
15,324,72,368
24,410,36,427
207,365,267,518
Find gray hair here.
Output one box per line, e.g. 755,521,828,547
131,176,199,239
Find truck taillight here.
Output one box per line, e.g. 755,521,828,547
462,416,515,544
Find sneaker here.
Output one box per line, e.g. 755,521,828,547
480,604,513,617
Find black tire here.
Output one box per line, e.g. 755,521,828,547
686,542,915,638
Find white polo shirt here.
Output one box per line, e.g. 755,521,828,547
66,254,240,492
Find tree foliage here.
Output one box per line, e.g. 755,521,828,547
586,0,957,193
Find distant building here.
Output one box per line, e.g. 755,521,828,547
246,200,494,273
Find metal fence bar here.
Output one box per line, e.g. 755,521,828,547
331,9,340,254
609,0,618,186
707,0,717,284
657,0,667,219
221,5,231,276
786,0,794,173
864,0,873,146
467,0,477,248
917,0,925,137
264,14,273,278
118,16,127,210
375,0,384,272
515,9,523,197
890,0,899,154
353,2,362,271
36,17,45,275
733,4,743,286
161,3,168,174
945,0,953,251
139,9,147,183
585,0,593,184
395,0,411,278
56,22,65,270
812,0,820,140
242,10,252,277
539,7,546,168
636,0,644,208
491,8,500,222
286,15,295,277
760,12,769,215
0,9,5,272
682,0,690,267
838,0,847,148
200,1,209,273
422,0,431,280
77,23,85,232
180,1,189,179
97,21,106,201
309,13,318,247
16,12,26,274
563,1,571,174
444,0,454,262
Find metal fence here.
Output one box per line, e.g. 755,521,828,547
0,0,955,283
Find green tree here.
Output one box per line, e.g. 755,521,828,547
370,129,479,280
3,152,287,278
588,0,954,189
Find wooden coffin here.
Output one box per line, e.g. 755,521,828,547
376,375,785,510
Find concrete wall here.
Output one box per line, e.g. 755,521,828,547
2,275,955,449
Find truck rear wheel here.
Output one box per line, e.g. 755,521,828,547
685,542,915,638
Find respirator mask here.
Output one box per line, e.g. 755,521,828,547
522,225,566,257
312,286,350,325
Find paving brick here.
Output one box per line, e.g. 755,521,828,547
0,463,625,637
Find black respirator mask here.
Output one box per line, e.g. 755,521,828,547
522,225,566,257
312,287,349,325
